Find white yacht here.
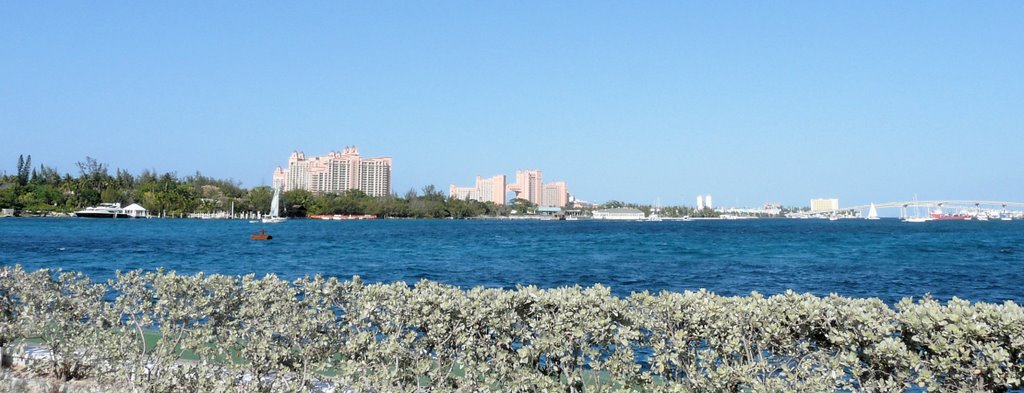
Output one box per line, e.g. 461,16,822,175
74,203,130,218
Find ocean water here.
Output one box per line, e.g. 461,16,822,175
1,217,1022,304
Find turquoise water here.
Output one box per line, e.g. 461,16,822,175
1,218,1022,304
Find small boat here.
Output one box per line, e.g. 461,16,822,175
261,187,287,224
647,199,663,222
866,203,880,220
251,228,272,240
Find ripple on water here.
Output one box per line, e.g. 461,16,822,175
2,218,1023,304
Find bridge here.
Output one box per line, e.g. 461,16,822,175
786,200,1024,218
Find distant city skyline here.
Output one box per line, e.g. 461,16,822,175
2,2,1022,206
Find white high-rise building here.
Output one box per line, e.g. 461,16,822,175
696,195,705,210
705,194,713,209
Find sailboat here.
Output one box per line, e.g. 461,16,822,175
647,198,663,222
902,196,929,223
866,203,880,220
261,187,287,223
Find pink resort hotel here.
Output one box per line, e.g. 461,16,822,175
272,147,393,197
450,170,569,208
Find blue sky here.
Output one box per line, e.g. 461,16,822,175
2,2,1022,207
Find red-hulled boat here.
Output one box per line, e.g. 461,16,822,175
930,210,972,221
251,228,272,240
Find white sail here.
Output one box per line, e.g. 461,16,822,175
261,187,287,223
268,187,280,218
867,203,879,220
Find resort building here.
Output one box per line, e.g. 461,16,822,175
541,181,569,208
451,169,571,208
810,198,840,212
272,147,393,197
448,184,480,202
593,207,645,220
449,175,507,205
507,170,544,205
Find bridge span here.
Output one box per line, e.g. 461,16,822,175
787,200,1024,218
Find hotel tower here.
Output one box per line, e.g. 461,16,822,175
272,147,393,197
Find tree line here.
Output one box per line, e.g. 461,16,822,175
2,155,805,218
0,155,519,218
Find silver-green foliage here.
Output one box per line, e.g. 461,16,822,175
897,296,1024,392
14,268,115,382
1,265,1022,392
0,266,22,349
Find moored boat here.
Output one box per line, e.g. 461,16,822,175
929,209,972,221
74,203,132,218
902,195,930,223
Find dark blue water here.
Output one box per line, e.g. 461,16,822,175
1,218,1022,304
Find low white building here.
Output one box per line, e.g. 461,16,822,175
592,207,645,221
122,203,148,218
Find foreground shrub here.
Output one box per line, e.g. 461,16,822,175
15,269,115,382
898,296,1024,392
0,266,21,351
0,265,1022,392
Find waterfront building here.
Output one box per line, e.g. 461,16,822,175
449,175,507,205
593,207,645,220
507,170,544,205
810,198,840,212
272,147,393,197
122,203,148,218
541,181,569,208
697,195,705,210
705,194,713,209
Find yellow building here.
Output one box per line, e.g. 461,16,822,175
810,198,840,212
